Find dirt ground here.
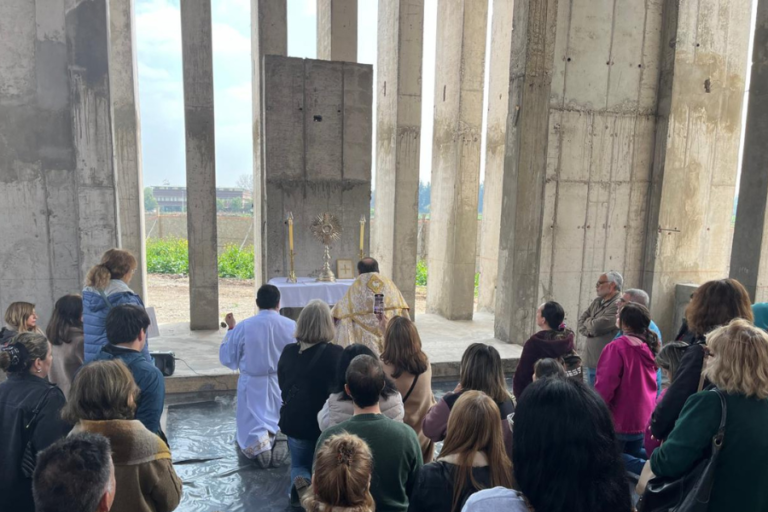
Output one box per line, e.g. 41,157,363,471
147,274,429,325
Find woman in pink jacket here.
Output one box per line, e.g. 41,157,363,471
595,303,659,469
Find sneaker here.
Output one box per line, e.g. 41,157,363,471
290,476,311,508
271,433,289,467
254,449,272,469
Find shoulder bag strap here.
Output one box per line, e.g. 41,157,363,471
402,373,420,404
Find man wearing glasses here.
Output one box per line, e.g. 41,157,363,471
578,271,623,387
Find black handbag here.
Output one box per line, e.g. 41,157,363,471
21,386,55,478
638,388,727,512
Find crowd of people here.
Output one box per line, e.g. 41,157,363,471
3,249,768,512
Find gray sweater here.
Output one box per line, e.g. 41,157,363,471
317,391,405,431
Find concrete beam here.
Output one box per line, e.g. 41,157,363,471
252,0,287,287
477,0,514,312
180,0,219,329
426,0,488,321
317,0,357,62
731,0,768,302
372,0,424,314
645,0,752,336
109,0,147,301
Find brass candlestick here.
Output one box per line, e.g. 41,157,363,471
287,249,297,283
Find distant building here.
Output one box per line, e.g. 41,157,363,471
152,186,251,212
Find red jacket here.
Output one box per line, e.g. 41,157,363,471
595,335,658,434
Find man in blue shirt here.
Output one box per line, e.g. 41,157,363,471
93,305,164,436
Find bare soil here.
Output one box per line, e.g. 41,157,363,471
147,275,429,325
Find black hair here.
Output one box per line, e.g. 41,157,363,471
514,378,631,512
541,301,565,330
619,303,660,355
105,305,150,345
655,342,689,381
357,258,379,275
33,432,113,512
46,294,83,346
333,344,398,401
256,284,281,310
345,354,386,408
533,358,566,380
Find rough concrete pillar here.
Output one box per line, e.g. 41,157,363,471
317,0,357,62
252,0,287,287
477,0,514,312
109,0,147,301
644,0,752,336
371,0,424,314
180,0,219,330
731,0,768,302
0,0,119,325
426,0,488,321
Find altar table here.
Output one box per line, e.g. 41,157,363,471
268,277,354,309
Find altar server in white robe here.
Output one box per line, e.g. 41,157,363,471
220,284,296,468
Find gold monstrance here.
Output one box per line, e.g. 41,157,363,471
311,213,342,282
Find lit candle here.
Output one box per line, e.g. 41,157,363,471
359,215,365,253
288,212,294,252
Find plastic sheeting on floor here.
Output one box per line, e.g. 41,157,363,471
166,380,465,511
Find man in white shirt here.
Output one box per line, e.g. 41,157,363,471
220,284,296,468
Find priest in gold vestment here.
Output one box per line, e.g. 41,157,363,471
331,258,410,354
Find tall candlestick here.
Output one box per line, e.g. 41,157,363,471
359,215,366,260
288,212,294,252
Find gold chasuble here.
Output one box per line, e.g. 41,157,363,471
331,272,410,354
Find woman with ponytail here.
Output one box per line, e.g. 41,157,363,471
82,249,150,362
0,333,71,512
512,301,575,399
301,433,375,512
595,302,659,465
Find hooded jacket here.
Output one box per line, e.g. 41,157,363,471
317,390,405,431
82,279,150,363
595,334,658,434
513,328,575,399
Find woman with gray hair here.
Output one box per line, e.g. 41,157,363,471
277,299,343,507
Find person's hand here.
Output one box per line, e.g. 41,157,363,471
376,312,388,334
225,313,236,330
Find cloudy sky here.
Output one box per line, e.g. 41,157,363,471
136,0,491,188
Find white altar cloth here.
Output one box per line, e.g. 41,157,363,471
268,277,354,309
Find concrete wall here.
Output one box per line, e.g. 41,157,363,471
262,56,372,279
317,0,358,62
0,0,119,326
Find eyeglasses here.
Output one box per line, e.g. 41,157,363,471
596,280,609,286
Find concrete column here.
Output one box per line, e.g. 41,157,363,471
644,0,752,336
109,0,147,301
731,0,768,302
251,0,287,286
426,0,488,321
317,0,357,62
371,0,424,314
477,0,514,312
0,0,119,324
68,0,122,282
180,0,219,330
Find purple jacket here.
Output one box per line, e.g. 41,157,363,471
595,335,658,434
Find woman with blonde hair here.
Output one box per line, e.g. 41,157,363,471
380,316,435,462
1,302,43,343
423,343,514,459
82,249,149,363
45,294,84,397
278,299,343,506
648,319,768,511
63,360,182,512
301,433,374,512
0,332,70,512
408,391,514,512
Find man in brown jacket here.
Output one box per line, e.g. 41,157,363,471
578,271,622,387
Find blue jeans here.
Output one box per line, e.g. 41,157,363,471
287,437,316,495
586,367,597,387
617,433,646,475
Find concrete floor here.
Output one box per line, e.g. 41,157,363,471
152,311,522,395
